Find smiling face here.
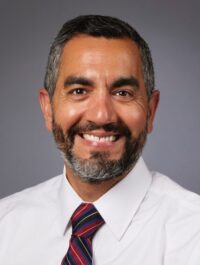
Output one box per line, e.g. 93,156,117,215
39,35,159,183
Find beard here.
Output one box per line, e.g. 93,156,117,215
52,118,147,183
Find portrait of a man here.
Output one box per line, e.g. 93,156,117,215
0,7,200,265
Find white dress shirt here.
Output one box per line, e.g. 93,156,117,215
0,157,200,265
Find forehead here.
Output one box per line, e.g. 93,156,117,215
58,35,143,81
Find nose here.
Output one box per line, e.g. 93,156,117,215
85,92,117,125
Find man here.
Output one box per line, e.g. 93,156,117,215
0,15,200,265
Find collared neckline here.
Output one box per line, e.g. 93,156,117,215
58,170,83,235
58,157,152,240
94,157,152,240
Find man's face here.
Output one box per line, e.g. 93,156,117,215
40,35,159,182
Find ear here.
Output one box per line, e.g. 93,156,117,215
147,90,160,133
38,88,53,132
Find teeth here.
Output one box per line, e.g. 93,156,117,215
83,134,116,142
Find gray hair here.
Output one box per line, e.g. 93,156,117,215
44,15,155,99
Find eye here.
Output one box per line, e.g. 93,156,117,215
71,88,87,95
112,88,135,102
115,90,131,97
66,87,89,101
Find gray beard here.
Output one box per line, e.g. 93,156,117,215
52,120,147,183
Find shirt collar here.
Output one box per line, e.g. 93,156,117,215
58,157,152,239
58,169,83,234
94,157,152,240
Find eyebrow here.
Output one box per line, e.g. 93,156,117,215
63,75,139,90
111,76,139,90
64,76,94,87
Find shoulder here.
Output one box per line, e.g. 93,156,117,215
0,175,64,259
150,171,200,211
148,171,200,235
149,172,200,259
0,174,63,220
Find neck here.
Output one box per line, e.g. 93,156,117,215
65,166,124,202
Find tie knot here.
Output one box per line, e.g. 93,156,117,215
71,203,105,239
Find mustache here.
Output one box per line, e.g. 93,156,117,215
68,121,132,140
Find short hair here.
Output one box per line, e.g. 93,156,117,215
44,15,155,99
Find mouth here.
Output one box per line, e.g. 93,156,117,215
82,133,119,143
73,130,126,158
78,130,121,145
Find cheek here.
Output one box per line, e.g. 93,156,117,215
53,103,84,132
119,107,147,135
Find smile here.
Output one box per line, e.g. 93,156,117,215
82,134,118,143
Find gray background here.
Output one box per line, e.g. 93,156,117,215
0,0,200,198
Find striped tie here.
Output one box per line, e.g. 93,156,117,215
61,203,105,265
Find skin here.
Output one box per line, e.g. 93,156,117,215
39,35,159,202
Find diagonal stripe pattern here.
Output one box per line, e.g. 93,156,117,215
61,203,105,265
